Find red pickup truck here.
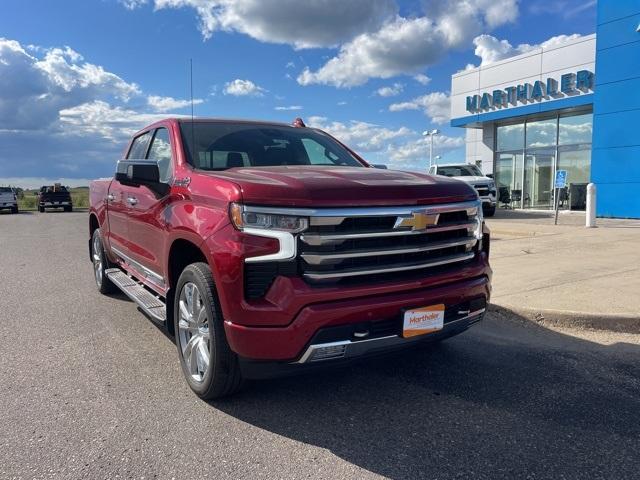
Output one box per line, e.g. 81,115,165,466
89,118,491,398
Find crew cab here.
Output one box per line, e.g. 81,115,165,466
0,187,18,214
37,184,73,212
428,164,497,216
89,118,492,398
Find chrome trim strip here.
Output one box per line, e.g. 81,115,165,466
302,252,476,280
244,228,296,263
300,221,477,246
111,246,165,287
244,201,480,218
301,237,477,265
294,308,486,364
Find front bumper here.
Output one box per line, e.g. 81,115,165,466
237,307,485,379
223,273,490,363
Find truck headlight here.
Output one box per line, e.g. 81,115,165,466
230,203,309,233
473,200,484,242
487,181,495,190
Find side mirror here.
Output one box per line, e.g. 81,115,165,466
115,161,168,196
486,173,494,179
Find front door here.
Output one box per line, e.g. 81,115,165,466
125,127,173,292
107,131,152,257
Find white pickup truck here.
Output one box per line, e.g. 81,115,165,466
0,187,18,214
429,164,497,217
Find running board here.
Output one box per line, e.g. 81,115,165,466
105,268,167,323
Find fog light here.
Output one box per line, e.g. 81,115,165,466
309,344,347,362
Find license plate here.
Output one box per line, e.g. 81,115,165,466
403,304,445,338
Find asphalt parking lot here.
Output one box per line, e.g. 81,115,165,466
1,211,639,479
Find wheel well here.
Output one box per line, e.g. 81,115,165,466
166,239,208,335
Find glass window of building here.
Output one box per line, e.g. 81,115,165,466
559,113,592,145
496,123,524,151
494,110,592,211
526,117,557,148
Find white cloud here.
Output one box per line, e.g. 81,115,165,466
151,0,396,48
223,79,266,97
0,37,183,181
389,91,451,125
147,95,203,112
274,105,302,111
308,116,412,153
413,74,431,85
472,33,584,67
297,0,518,87
119,0,148,9
307,114,463,167
375,83,403,97
386,135,465,164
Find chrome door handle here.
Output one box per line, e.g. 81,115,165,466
107,193,115,202
127,197,138,206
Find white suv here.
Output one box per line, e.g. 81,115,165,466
428,164,497,216
0,187,18,214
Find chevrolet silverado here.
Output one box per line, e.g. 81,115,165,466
89,118,492,398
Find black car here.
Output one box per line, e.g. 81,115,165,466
37,185,73,212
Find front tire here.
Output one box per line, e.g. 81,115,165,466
11,206,18,214
38,206,44,213
484,205,496,217
91,228,117,294
64,206,72,212
174,262,243,399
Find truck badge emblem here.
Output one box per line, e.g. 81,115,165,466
394,211,439,231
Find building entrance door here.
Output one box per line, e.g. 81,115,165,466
524,148,555,209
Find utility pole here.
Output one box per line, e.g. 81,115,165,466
422,129,440,168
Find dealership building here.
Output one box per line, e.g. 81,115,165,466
450,1,640,218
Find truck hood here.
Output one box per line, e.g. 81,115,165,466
451,176,493,185
209,166,477,207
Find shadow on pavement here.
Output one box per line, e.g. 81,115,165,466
207,309,640,479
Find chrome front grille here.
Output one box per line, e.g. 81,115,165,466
474,184,490,196
298,201,481,284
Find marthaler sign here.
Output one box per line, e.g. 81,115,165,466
466,70,594,113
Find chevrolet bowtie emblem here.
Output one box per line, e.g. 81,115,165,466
394,211,439,231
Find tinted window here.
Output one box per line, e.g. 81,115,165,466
180,122,363,170
437,165,483,177
147,128,173,183
127,132,152,159
0,187,12,193
496,123,524,151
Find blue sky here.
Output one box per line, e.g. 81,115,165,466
0,0,596,186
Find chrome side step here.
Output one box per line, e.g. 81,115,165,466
105,268,167,323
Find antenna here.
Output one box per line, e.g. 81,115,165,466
190,58,195,163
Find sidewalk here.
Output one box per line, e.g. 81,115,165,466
486,209,640,332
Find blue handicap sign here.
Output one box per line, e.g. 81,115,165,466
555,170,568,188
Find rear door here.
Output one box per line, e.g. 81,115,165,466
125,127,173,291
107,131,152,259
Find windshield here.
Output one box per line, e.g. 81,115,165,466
179,121,364,170
436,165,483,177
0,187,12,193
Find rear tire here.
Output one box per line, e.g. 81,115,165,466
174,262,243,399
91,228,117,294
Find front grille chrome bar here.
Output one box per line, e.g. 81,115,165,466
303,251,475,281
301,237,477,265
300,220,477,246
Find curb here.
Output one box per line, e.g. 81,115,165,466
488,304,640,334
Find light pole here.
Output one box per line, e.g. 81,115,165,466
422,129,440,168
